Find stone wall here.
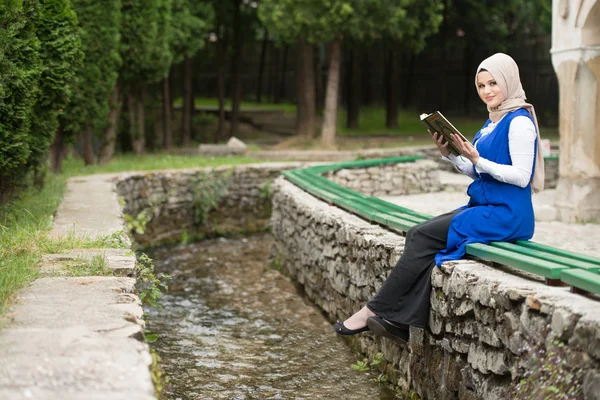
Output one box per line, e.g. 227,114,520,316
270,176,600,400
325,159,443,197
115,163,307,246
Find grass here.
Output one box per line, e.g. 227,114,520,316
0,172,67,315
174,96,297,114
61,153,261,176
0,153,264,316
177,98,559,143
337,107,559,141
64,254,113,277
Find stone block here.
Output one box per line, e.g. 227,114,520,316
458,386,482,400
570,318,600,360
583,369,600,400
451,338,470,354
519,305,549,341
467,343,510,375
550,308,581,340
506,331,525,356
429,312,444,336
474,305,495,325
478,325,502,348
453,299,475,317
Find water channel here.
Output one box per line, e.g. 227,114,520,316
146,233,400,400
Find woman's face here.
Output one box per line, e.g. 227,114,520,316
477,71,505,108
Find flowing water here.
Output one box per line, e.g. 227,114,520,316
146,233,400,400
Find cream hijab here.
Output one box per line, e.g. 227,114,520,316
475,53,545,192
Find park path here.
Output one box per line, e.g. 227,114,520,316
0,174,154,400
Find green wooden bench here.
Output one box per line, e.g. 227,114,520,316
282,156,600,295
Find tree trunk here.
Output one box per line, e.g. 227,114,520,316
129,86,145,155
462,44,474,116
402,53,416,108
295,40,305,136
81,125,94,165
368,46,380,106
385,45,399,129
163,75,173,149
182,56,192,146
295,40,315,138
215,21,226,143
314,45,324,114
128,89,137,152
229,0,242,138
51,126,65,173
346,46,361,129
276,46,288,104
257,35,268,103
98,84,121,165
268,44,278,102
136,87,145,154
439,0,449,111
321,39,341,148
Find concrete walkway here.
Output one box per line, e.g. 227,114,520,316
0,174,154,400
382,171,600,257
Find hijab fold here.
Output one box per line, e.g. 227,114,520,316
476,53,545,192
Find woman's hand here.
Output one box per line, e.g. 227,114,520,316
450,133,479,165
429,130,451,157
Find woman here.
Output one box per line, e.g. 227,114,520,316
334,53,545,342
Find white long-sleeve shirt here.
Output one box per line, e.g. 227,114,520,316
445,116,536,188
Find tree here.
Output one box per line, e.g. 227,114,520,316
0,0,41,198
170,0,213,148
259,0,443,147
383,0,444,128
119,0,172,155
59,0,121,168
430,0,552,114
31,0,82,179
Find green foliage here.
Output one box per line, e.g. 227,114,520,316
351,352,386,373
441,0,553,53
136,253,172,308
61,0,121,140
190,169,232,225
150,348,168,399
351,359,370,372
258,0,443,46
180,229,190,245
513,338,584,399
170,0,213,64
120,0,172,85
0,0,41,196
29,0,83,179
145,328,158,343
124,209,153,235
259,180,272,200
62,254,113,276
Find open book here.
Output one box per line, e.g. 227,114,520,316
420,111,470,156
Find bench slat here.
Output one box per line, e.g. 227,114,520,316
516,241,600,266
491,242,600,272
560,269,600,294
466,243,569,279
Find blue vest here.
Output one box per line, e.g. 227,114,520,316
435,108,537,266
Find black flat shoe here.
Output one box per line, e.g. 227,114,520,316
367,317,409,344
333,321,370,336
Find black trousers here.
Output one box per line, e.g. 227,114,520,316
366,209,461,328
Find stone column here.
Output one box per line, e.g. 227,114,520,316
551,0,600,222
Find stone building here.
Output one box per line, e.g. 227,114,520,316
551,0,600,222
